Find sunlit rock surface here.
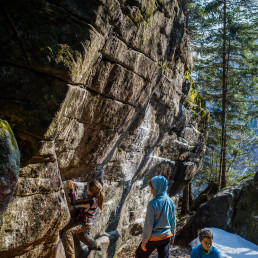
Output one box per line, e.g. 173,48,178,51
0,0,208,257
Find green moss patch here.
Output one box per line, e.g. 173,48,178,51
0,119,18,151
183,70,210,130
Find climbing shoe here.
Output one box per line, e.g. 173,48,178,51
89,247,101,251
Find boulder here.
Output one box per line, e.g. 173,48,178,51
176,173,258,245
229,172,258,244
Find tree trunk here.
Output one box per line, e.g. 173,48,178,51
181,183,189,215
189,182,193,209
216,160,218,183
219,0,228,190
210,154,214,181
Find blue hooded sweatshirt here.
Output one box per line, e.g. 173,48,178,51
191,244,220,258
142,176,176,243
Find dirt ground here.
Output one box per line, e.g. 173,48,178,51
117,243,191,257
118,213,193,257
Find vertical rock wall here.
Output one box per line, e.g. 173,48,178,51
0,0,208,257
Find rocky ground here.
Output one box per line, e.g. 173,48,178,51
118,212,193,257
118,244,191,257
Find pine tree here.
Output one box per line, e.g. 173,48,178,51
185,0,258,190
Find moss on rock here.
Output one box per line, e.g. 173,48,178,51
183,69,210,130
0,119,18,152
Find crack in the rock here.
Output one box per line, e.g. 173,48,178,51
14,128,44,141
14,189,63,198
0,61,137,109
227,183,247,230
114,33,157,64
0,60,73,84
101,54,152,83
85,85,135,108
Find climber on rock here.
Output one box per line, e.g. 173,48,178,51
62,166,105,258
135,175,176,258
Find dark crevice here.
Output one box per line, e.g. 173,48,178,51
227,187,244,230
0,60,73,85
14,128,44,141
101,54,152,83
0,97,27,104
85,86,135,107
1,7,31,66
46,0,105,36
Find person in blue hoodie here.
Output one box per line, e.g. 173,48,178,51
135,175,176,258
191,229,220,258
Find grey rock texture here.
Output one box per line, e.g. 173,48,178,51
229,172,258,245
176,173,258,245
0,0,208,257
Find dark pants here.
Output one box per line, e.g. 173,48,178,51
61,220,97,258
135,238,171,258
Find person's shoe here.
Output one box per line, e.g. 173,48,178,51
89,246,101,251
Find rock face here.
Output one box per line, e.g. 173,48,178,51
0,0,208,257
0,120,20,224
229,172,258,244
176,173,258,245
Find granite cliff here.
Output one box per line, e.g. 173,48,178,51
0,0,208,257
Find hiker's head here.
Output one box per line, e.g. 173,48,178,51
149,175,167,196
198,229,213,251
87,180,105,212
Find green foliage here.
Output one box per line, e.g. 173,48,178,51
184,0,258,188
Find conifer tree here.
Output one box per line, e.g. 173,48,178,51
184,0,257,190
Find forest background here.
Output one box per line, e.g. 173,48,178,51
180,0,257,213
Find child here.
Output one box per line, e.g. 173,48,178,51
135,175,176,258
191,229,220,258
62,176,105,258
